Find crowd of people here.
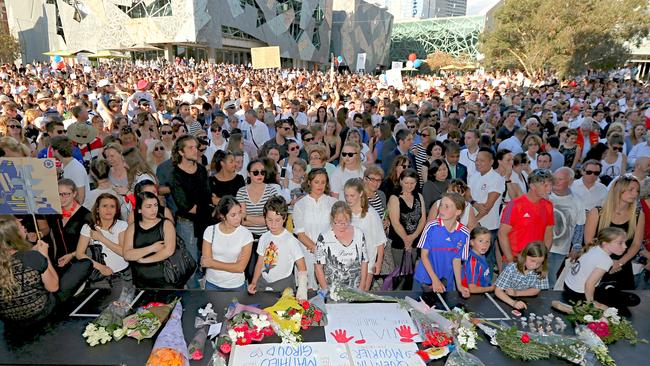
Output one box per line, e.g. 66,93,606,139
0,59,649,326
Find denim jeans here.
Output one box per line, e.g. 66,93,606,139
547,252,566,288
205,281,247,292
176,218,200,289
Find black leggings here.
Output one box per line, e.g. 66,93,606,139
563,282,640,310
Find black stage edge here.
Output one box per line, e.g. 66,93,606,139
0,289,649,365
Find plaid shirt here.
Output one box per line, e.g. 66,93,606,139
495,263,549,290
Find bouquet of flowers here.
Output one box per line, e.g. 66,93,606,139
146,302,189,366
82,286,137,346
119,298,179,343
328,282,402,303
187,303,219,361
440,307,480,351
214,301,274,356
565,301,645,345
575,325,616,366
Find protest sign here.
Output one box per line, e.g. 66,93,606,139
251,46,281,70
356,53,367,73
324,303,422,344
0,158,61,215
228,342,348,366
385,69,404,90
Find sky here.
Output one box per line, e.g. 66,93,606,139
466,0,501,15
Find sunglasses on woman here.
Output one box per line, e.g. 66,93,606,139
250,170,265,176
341,152,357,158
161,130,173,135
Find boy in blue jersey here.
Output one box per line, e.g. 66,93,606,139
414,192,470,298
462,226,496,293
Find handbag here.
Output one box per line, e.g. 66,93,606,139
159,224,197,286
86,241,107,282
381,250,414,291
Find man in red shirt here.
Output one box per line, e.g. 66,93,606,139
498,169,555,263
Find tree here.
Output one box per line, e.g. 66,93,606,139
0,26,21,64
480,0,650,77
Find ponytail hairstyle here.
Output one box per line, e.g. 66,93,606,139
581,227,627,256
516,241,548,277
344,178,369,218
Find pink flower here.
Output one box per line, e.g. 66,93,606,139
219,343,232,354
190,349,203,360
588,321,611,338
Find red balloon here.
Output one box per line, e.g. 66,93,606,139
408,53,417,61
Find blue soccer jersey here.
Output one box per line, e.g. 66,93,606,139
414,219,470,291
461,250,492,288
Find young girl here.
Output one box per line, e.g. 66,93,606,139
315,201,368,290
202,196,253,291
563,227,640,312
281,159,307,205
414,192,470,297
344,178,386,291
427,179,477,230
461,226,495,294
248,196,308,299
495,241,549,310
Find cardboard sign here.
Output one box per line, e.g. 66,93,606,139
251,46,281,70
0,158,61,215
324,303,422,344
391,61,403,70
385,69,404,90
228,342,349,366
356,53,367,73
349,343,425,366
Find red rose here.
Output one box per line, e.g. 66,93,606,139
521,333,530,343
301,301,310,310
262,327,274,336
219,343,232,354
416,350,430,361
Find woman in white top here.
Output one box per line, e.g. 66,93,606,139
330,142,366,198
524,135,542,171
512,153,530,194
201,196,253,291
495,149,523,204
343,178,386,291
76,193,129,280
293,168,338,289
600,132,627,180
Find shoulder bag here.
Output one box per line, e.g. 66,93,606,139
159,222,197,286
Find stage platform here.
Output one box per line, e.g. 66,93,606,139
0,289,648,365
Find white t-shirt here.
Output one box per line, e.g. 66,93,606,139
63,159,90,197
570,178,607,211
330,166,366,197
459,148,478,178
80,220,129,273
550,192,586,255
565,246,612,293
468,169,505,230
352,209,386,273
203,224,253,288
256,229,304,283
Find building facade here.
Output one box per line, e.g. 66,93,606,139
382,0,466,22
4,0,392,68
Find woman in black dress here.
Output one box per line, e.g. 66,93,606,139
209,150,245,206
388,169,427,266
123,191,179,289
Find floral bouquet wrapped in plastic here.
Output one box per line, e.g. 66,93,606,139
146,302,189,366
82,286,137,346
576,325,616,366
120,298,179,343
213,300,275,356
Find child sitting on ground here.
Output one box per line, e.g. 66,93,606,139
461,226,495,294
563,227,640,315
495,241,549,310
414,192,471,298
248,195,308,300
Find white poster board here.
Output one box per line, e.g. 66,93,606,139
349,343,425,366
385,69,404,90
355,53,367,73
324,303,422,344
391,61,403,70
228,342,349,366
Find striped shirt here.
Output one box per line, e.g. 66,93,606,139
236,184,280,235
411,143,428,186
368,191,386,219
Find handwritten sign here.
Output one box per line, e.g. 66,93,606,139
349,343,425,366
324,303,422,344
385,69,404,90
228,342,349,366
251,46,281,69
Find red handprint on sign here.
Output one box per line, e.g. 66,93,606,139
330,329,354,343
396,325,418,342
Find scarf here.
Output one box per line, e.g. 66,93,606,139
62,201,78,219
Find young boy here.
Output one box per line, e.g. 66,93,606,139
248,195,308,299
461,226,495,294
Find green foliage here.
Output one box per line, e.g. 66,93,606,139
0,27,21,64
480,0,650,77
495,327,550,361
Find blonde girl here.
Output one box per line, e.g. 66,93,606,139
495,241,549,310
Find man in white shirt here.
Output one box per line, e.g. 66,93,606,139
460,129,480,178
469,148,505,270
281,99,309,128
239,109,270,150
497,128,526,154
570,159,607,211
50,135,90,203
628,131,650,166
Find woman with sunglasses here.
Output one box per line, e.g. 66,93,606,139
583,176,644,303
524,135,542,170
601,132,627,182
330,142,365,198
159,124,175,152
413,126,435,184
146,139,169,173
344,128,371,164
293,168,338,289
236,159,280,280
381,155,412,198
279,140,301,180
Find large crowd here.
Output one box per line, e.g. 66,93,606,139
0,60,649,327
